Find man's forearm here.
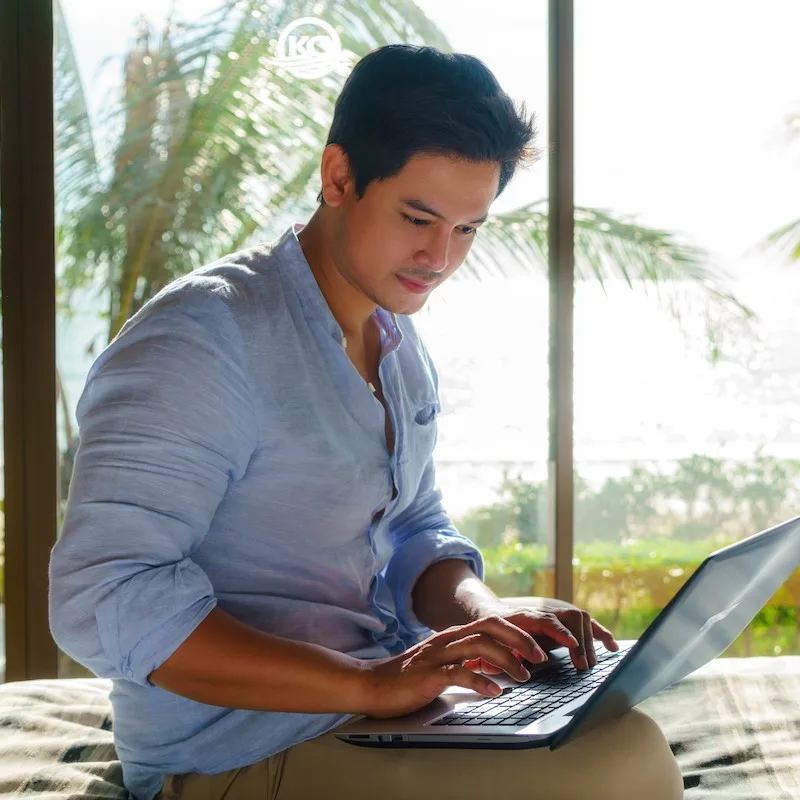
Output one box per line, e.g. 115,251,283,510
411,558,506,630
149,607,370,714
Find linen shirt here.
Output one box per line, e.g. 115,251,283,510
49,222,484,800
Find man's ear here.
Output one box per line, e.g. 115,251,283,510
319,144,354,208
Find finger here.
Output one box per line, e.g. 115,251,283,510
558,611,588,670
437,617,547,664
591,619,619,651
439,634,531,682
582,611,597,667
478,659,505,675
527,634,559,653
443,664,503,698
474,652,524,675
463,658,502,674
516,613,580,655
445,636,531,682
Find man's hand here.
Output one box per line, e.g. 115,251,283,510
356,612,581,719
462,599,619,675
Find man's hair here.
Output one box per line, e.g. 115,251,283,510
316,44,541,205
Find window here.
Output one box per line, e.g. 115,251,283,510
574,0,800,655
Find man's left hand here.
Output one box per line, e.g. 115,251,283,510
463,599,619,675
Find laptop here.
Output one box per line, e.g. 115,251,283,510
337,514,800,750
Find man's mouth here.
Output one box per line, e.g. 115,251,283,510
397,275,435,294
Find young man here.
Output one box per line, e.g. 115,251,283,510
49,45,682,800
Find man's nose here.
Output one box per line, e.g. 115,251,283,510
419,230,452,272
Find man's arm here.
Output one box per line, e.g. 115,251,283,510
411,557,505,630
412,560,581,630
412,560,618,672
148,606,367,713
383,456,485,641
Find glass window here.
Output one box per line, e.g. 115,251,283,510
574,0,800,655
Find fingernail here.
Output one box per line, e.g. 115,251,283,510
568,634,579,646
520,667,531,681
488,683,502,697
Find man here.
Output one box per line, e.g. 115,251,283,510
49,44,682,800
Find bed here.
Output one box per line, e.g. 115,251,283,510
0,657,798,799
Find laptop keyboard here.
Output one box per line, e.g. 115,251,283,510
430,646,628,728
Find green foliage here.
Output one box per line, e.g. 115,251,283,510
455,472,547,549
457,454,800,547
480,538,800,656
457,454,800,656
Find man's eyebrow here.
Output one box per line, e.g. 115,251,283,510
401,197,488,225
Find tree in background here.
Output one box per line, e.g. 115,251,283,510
465,454,800,655
456,453,800,549
455,474,548,550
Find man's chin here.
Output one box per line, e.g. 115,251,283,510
381,292,430,316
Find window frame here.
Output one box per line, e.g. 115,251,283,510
0,0,60,679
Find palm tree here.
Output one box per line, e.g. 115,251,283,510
55,0,751,345
762,110,800,262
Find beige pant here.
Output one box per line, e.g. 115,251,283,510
158,708,683,800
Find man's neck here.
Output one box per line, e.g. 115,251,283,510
296,210,376,343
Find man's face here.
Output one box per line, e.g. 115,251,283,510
326,149,501,315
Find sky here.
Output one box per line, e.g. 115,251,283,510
55,0,800,516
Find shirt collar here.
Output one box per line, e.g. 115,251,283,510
274,222,403,350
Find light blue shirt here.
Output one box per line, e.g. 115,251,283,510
49,222,484,800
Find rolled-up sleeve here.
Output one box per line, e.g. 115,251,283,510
383,456,484,641
49,284,258,687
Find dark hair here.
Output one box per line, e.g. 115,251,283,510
316,44,541,205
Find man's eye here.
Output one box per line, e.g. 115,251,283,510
402,214,477,236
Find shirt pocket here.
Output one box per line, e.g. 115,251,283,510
399,398,441,489
414,400,440,426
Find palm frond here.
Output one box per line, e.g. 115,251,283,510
757,104,800,264
759,216,800,263
457,200,754,361
54,0,106,315
58,0,452,340
54,0,100,209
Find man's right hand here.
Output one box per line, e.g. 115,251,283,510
355,615,552,719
